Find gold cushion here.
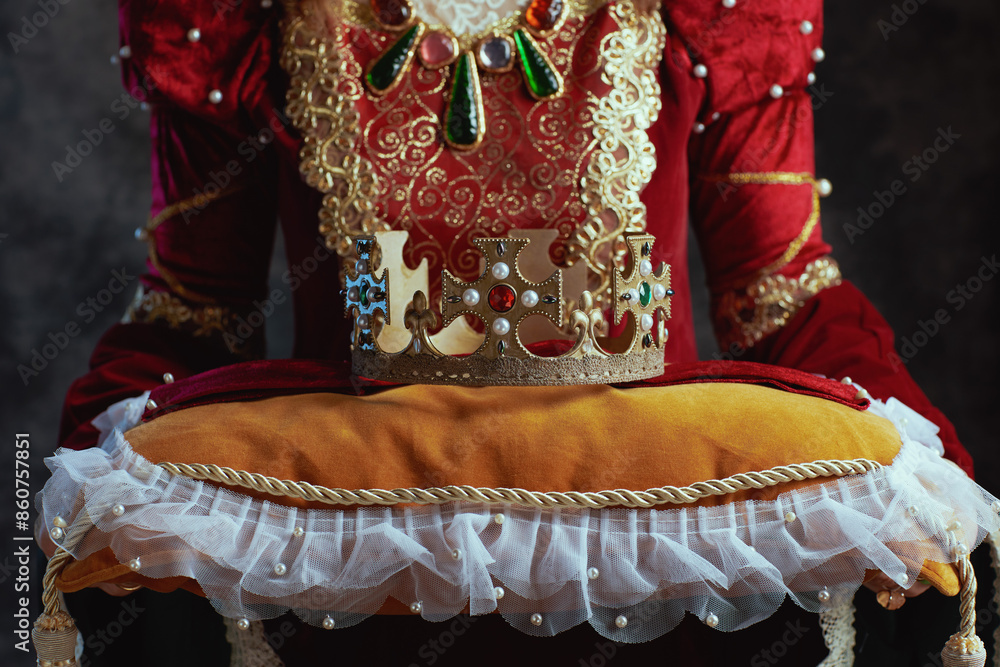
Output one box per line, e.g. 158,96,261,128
58,382,960,597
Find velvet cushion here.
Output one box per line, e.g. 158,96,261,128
55,376,960,598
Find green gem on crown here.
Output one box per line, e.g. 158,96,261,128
638,281,652,307
360,280,371,307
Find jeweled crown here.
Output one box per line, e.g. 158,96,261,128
345,231,673,385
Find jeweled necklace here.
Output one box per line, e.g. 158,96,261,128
365,0,567,151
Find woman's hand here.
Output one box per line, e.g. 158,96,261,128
862,571,931,609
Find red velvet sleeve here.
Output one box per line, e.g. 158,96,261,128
59,0,286,451
663,0,974,476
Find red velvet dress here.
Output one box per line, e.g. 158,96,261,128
57,0,974,663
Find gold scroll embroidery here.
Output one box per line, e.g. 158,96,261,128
282,1,666,309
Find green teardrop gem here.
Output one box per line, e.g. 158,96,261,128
513,29,561,98
445,53,483,149
638,281,652,307
366,25,420,92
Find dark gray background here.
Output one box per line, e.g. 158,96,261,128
1,0,998,665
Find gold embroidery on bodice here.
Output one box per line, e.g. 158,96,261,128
282,0,665,309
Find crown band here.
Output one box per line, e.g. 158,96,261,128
344,232,673,386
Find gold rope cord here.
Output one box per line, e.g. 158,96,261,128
41,512,95,616
36,463,988,665
940,540,986,665
34,512,96,667
157,457,883,509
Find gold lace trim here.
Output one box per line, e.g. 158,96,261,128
282,2,666,310
715,256,842,350
283,16,383,256
122,287,260,357
123,286,230,336
574,1,664,306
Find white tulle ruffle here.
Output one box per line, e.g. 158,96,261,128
38,399,1000,642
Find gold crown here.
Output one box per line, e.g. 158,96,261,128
344,231,673,385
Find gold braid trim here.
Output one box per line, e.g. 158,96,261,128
703,171,823,279
139,185,247,304
123,286,228,336
702,172,838,350
158,457,882,509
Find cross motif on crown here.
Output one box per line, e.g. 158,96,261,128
344,237,390,352
441,237,562,359
612,233,672,351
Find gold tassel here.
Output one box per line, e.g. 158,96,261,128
941,550,987,667
941,634,986,667
32,610,78,667
34,513,94,667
